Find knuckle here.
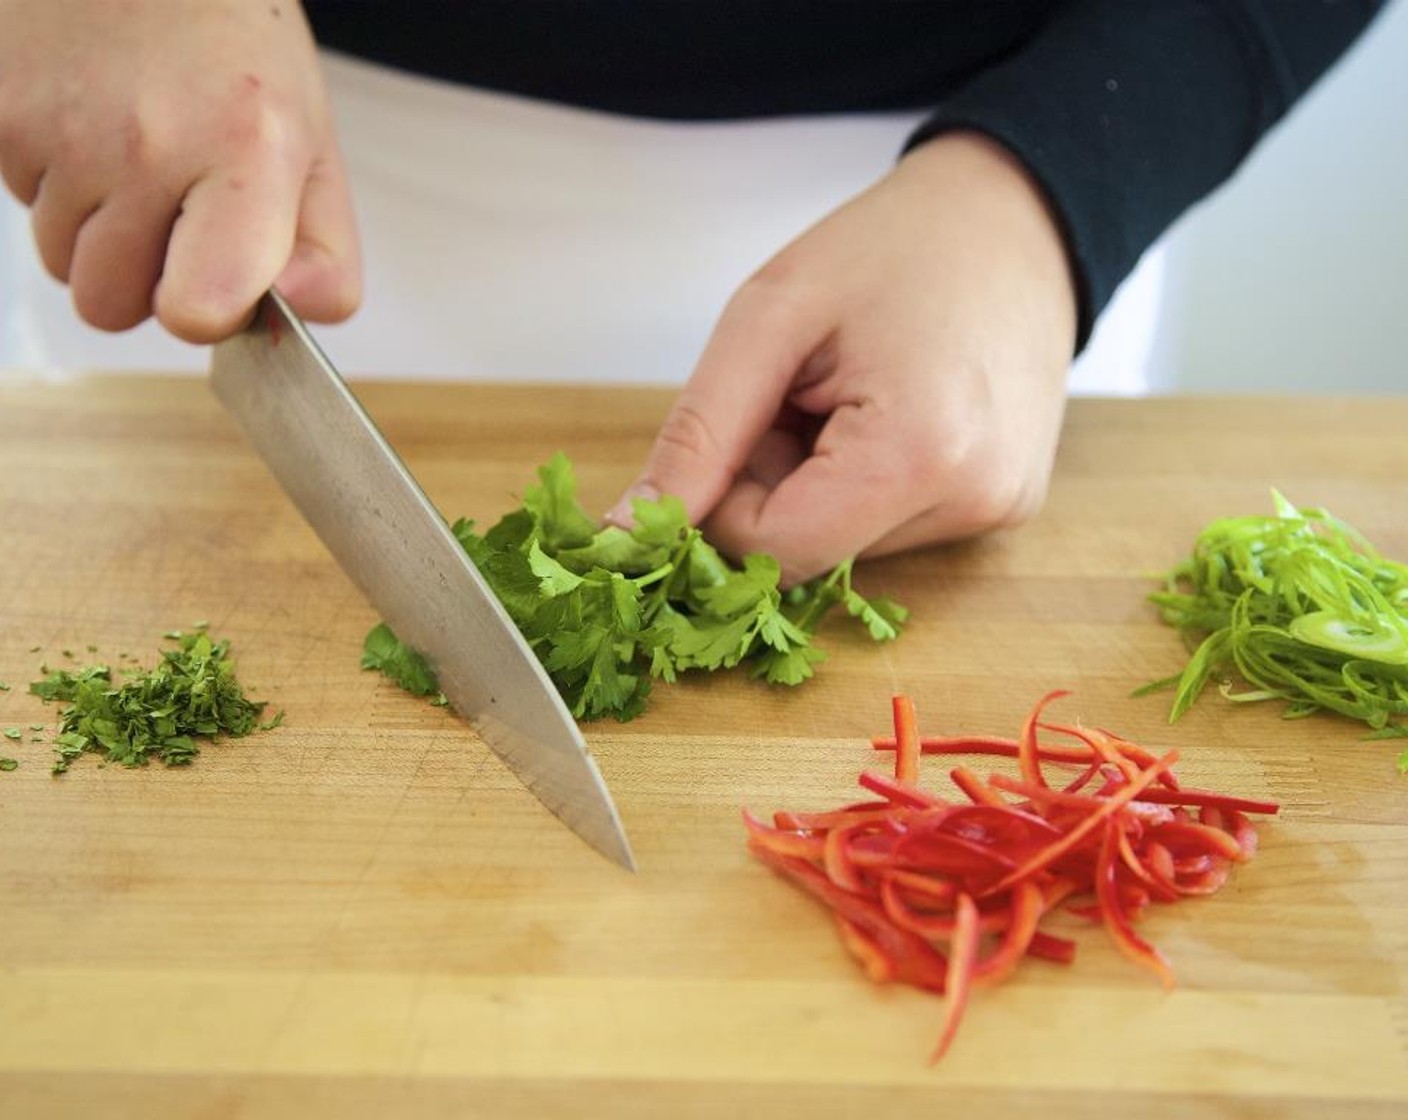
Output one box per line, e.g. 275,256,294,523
969,469,1038,531
115,108,174,178
953,456,1046,535
725,251,809,325
222,93,301,164
653,402,724,467
898,383,1050,537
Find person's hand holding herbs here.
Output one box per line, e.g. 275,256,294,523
612,132,1078,585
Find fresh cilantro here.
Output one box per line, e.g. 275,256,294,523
30,631,279,774
3,727,20,741
0,758,17,771
363,452,907,722
360,622,439,696
0,681,11,691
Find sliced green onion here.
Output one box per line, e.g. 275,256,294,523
1143,492,1408,756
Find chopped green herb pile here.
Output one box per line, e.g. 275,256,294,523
1144,490,1408,767
364,452,907,722
29,630,282,774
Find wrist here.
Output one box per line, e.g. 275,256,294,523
896,130,1080,356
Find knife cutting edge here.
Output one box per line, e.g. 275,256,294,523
210,290,635,871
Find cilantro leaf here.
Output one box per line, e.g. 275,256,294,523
363,453,907,722
522,451,599,551
31,631,277,773
361,622,440,697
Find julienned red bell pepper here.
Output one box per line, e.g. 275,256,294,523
744,691,1278,1064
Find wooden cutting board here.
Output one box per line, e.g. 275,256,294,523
0,375,1405,1119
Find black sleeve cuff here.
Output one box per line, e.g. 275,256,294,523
905,0,1384,351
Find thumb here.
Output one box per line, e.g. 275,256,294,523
273,142,362,323
607,272,829,528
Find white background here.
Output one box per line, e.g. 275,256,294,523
2,3,1404,394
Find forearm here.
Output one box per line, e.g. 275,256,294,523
906,0,1386,347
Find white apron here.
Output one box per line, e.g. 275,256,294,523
0,50,1157,393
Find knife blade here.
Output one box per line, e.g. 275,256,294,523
210,290,635,871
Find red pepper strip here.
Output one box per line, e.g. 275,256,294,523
1143,840,1175,880
1027,930,1078,965
932,804,1063,852
1062,760,1105,795
986,773,1107,813
880,877,1010,938
750,842,950,992
950,766,1010,808
1114,824,1164,893
892,694,921,785
1019,690,1071,789
1040,721,1180,790
741,810,826,860
931,893,981,1063
775,806,906,831
1123,801,1177,828
1042,874,1082,910
823,822,870,891
1175,859,1231,896
872,734,1098,765
974,880,1044,986
893,830,1019,882
1039,721,1141,783
942,801,1063,838
847,839,911,872
835,915,898,984
1094,726,1183,790
881,868,959,909
988,774,1172,834
1096,820,1175,989
1171,852,1215,877
1226,809,1259,857
979,750,1178,899
1119,882,1152,918
1148,820,1246,863
1141,841,1182,899
858,769,945,810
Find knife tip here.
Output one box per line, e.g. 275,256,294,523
596,829,638,873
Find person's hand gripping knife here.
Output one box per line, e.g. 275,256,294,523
0,0,361,341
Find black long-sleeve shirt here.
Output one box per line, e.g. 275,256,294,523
302,1,1386,347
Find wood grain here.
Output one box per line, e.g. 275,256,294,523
0,375,1405,1119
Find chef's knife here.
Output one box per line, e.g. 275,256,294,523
210,290,635,871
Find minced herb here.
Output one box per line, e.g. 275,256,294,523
3,727,20,741
0,758,17,772
1144,490,1408,769
30,630,283,774
364,452,907,722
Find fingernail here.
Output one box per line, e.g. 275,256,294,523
604,481,659,528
